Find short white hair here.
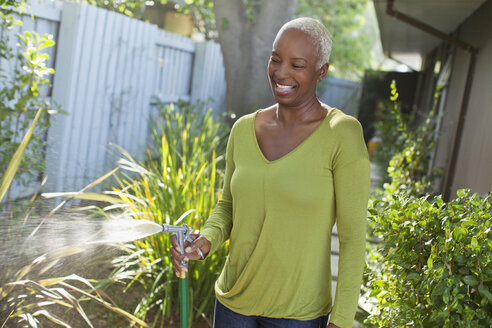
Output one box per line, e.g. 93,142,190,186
275,17,332,70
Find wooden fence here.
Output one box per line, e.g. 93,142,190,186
2,1,226,196
319,76,361,117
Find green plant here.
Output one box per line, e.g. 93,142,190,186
0,106,144,328
365,190,492,327
0,0,24,8
2,244,149,328
103,101,229,327
0,11,60,204
296,0,373,80
1,159,145,328
359,79,491,327
372,80,440,194
370,101,405,184
0,105,43,202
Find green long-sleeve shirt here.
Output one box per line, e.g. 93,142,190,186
201,108,370,328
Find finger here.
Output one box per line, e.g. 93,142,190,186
185,235,210,254
184,235,202,252
182,250,200,261
169,246,185,261
183,239,194,250
170,249,188,273
183,234,199,253
170,234,181,253
170,247,188,267
185,242,198,254
184,237,209,260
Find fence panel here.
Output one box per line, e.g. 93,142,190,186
191,41,226,113
45,2,159,192
154,30,195,104
319,76,361,117
3,1,227,198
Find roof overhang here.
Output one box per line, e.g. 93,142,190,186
374,0,485,57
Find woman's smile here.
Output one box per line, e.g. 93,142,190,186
274,82,296,96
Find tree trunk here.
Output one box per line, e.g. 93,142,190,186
213,0,298,117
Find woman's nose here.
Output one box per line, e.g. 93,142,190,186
274,63,289,79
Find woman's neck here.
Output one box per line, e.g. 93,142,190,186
275,97,326,127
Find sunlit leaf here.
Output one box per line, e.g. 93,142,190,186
0,105,43,202
33,309,70,327
462,275,479,286
42,191,124,204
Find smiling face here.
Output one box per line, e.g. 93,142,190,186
268,28,328,108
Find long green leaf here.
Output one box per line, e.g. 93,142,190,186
0,105,43,202
42,191,124,204
79,166,119,192
58,281,150,327
33,310,71,328
55,287,94,328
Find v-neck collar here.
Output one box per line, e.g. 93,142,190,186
251,108,336,164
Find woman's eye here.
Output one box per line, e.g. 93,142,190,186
270,57,280,63
292,64,304,69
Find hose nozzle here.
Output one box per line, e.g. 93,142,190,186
162,224,194,277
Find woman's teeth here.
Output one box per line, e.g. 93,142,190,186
276,83,294,89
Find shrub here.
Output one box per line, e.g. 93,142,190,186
106,100,229,326
0,10,61,204
365,190,492,327
372,80,440,189
362,80,492,327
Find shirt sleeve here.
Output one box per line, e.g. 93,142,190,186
329,115,370,328
201,125,235,255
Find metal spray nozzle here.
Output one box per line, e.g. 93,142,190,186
162,224,194,278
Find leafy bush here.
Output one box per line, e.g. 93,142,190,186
365,190,492,327
106,101,229,326
370,99,406,185
0,10,60,204
372,80,440,189
362,80,492,327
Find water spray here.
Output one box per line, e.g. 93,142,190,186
162,224,194,328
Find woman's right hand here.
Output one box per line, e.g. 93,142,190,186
169,233,211,278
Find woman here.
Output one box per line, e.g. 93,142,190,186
171,17,370,328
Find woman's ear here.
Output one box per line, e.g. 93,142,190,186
317,63,329,83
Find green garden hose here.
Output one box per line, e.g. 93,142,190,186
162,224,194,328
180,275,189,328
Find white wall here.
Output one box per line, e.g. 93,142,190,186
434,1,492,197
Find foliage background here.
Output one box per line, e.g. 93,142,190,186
363,82,492,328
70,0,378,81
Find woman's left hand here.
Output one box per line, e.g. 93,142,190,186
327,323,340,328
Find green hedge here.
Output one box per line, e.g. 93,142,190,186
364,81,491,327
365,190,492,327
